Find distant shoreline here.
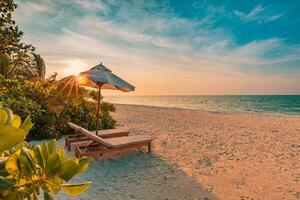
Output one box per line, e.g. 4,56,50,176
105,94,300,97
104,95,300,116
110,103,300,117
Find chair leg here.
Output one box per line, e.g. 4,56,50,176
75,147,81,158
148,142,151,153
65,137,68,148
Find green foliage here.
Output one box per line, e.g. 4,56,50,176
0,106,33,152
0,76,117,140
0,0,44,79
0,108,91,199
99,102,117,129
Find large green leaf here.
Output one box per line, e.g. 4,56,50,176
59,160,78,182
61,182,91,196
45,153,61,178
0,125,26,152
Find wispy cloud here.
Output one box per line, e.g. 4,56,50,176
234,4,283,23
13,0,300,94
14,1,48,22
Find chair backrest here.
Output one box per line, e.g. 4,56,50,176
67,121,81,131
77,126,113,148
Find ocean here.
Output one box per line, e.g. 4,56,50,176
105,95,300,115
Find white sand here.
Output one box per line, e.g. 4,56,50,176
55,104,300,200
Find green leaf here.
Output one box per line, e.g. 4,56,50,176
61,182,91,196
43,176,62,194
21,147,36,172
45,153,61,178
1,107,13,125
11,114,21,128
0,175,14,189
59,160,78,182
0,125,26,152
0,109,8,125
35,145,45,168
18,155,33,177
5,153,19,176
19,116,33,135
44,191,54,200
41,142,49,161
47,139,56,155
77,157,90,174
57,148,65,164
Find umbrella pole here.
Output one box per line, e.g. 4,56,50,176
96,84,102,135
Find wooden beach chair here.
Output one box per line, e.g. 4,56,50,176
73,126,153,158
65,122,129,151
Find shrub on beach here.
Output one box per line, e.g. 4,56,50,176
0,76,117,140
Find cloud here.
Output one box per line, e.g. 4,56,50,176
234,4,283,23
14,1,49,21
73,0,107,11
13,0,300,94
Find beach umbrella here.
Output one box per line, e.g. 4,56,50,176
78,62,135,134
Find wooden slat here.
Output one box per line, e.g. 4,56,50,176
106,135,153,147
78,127,113,147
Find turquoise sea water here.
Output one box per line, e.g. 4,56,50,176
105,95,300,115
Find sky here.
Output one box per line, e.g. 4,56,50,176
14,0,300,95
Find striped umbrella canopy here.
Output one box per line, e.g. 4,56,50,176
78,62,135,134
79,63,135,92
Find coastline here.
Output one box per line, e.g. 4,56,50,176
112,103,300,118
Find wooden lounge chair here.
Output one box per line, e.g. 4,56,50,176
74,126,153,158
65,122,129,151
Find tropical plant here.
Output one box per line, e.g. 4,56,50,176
0,76,117,140
0,106,91,199
0,0,45,79
0,103,33,152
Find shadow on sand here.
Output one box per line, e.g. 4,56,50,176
55,152,218,200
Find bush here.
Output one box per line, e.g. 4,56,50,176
0,76,117,140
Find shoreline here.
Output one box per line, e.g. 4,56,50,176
111,103,300,118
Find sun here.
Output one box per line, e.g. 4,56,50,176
63,59,88,76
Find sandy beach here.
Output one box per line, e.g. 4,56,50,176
109,104,300,200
